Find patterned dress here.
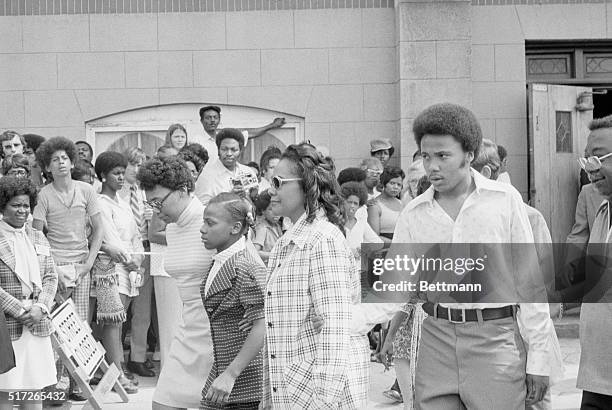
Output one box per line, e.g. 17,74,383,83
200,243,266,409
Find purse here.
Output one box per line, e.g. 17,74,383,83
0,310,15,374
92,254,126,324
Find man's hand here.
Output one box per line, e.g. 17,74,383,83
143,204,154,221
231,184,247,199
125,260,139,272
205,371,236,404
74,263,92,286
57,271,68,294
526,374,549,405
271,118,286,128
105,245,130,264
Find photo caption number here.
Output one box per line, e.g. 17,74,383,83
8,390,67,402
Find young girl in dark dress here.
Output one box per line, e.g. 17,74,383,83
199,192,266,410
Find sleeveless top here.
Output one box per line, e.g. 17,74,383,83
377,200,401,235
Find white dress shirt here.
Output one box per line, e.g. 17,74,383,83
194,159,258,206
190,132,218,162
391,169,552,376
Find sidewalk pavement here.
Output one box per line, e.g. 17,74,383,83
58,337,582,410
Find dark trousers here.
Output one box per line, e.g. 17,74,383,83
581,391,612,410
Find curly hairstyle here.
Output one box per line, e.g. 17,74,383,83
340,181,368,207
380,166,406,188
0,176,38,212
337,167,366,185
281,143,345,232
177,149,205,173
254,190,272,216
165,123,188,149
35,136,78,169
94,151,127,181
215,128,245,150
208,192,254,235
22,134,45,153
2,154,30,176
137,157,194,193
259,146,282,173
413,103,482,159
182,143,209,166
472,139,501,180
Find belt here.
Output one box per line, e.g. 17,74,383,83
423,302,516,323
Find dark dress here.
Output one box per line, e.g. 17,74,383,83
199,248,266,410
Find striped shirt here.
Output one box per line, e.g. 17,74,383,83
164,197,214,301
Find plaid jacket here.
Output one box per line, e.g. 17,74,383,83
261,211,361,409
200,249,266,406
0,226,57,341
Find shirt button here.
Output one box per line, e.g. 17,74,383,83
267,291,272,296
270,354,276,359
277,263,281,267
272,387,277,393
267,322,273,328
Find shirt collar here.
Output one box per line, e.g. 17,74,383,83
212,236,246,264
210,157,245,177
279,209,326,250
405,168,508,211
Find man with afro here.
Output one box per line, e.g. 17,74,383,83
386,103,551,409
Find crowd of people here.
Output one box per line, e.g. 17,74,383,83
0,102,610,410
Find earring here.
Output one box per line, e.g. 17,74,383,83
102,178,106,182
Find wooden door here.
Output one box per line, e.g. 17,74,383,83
528,83,593,243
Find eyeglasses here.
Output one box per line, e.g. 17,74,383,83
144,190,174,211
578,152,612,172
7,168,27,177
271,176,302,190
365,169,382,177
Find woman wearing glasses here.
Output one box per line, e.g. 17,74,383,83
262,143,368,408
137,157,214,410
1,154,31,180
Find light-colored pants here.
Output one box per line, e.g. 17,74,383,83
153,276,182,369
415,315,527,410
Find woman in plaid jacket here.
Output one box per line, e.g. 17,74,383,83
0,177,58,408
261,143,368,409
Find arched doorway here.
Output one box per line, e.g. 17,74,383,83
85,103,304,162
106,132,165,159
